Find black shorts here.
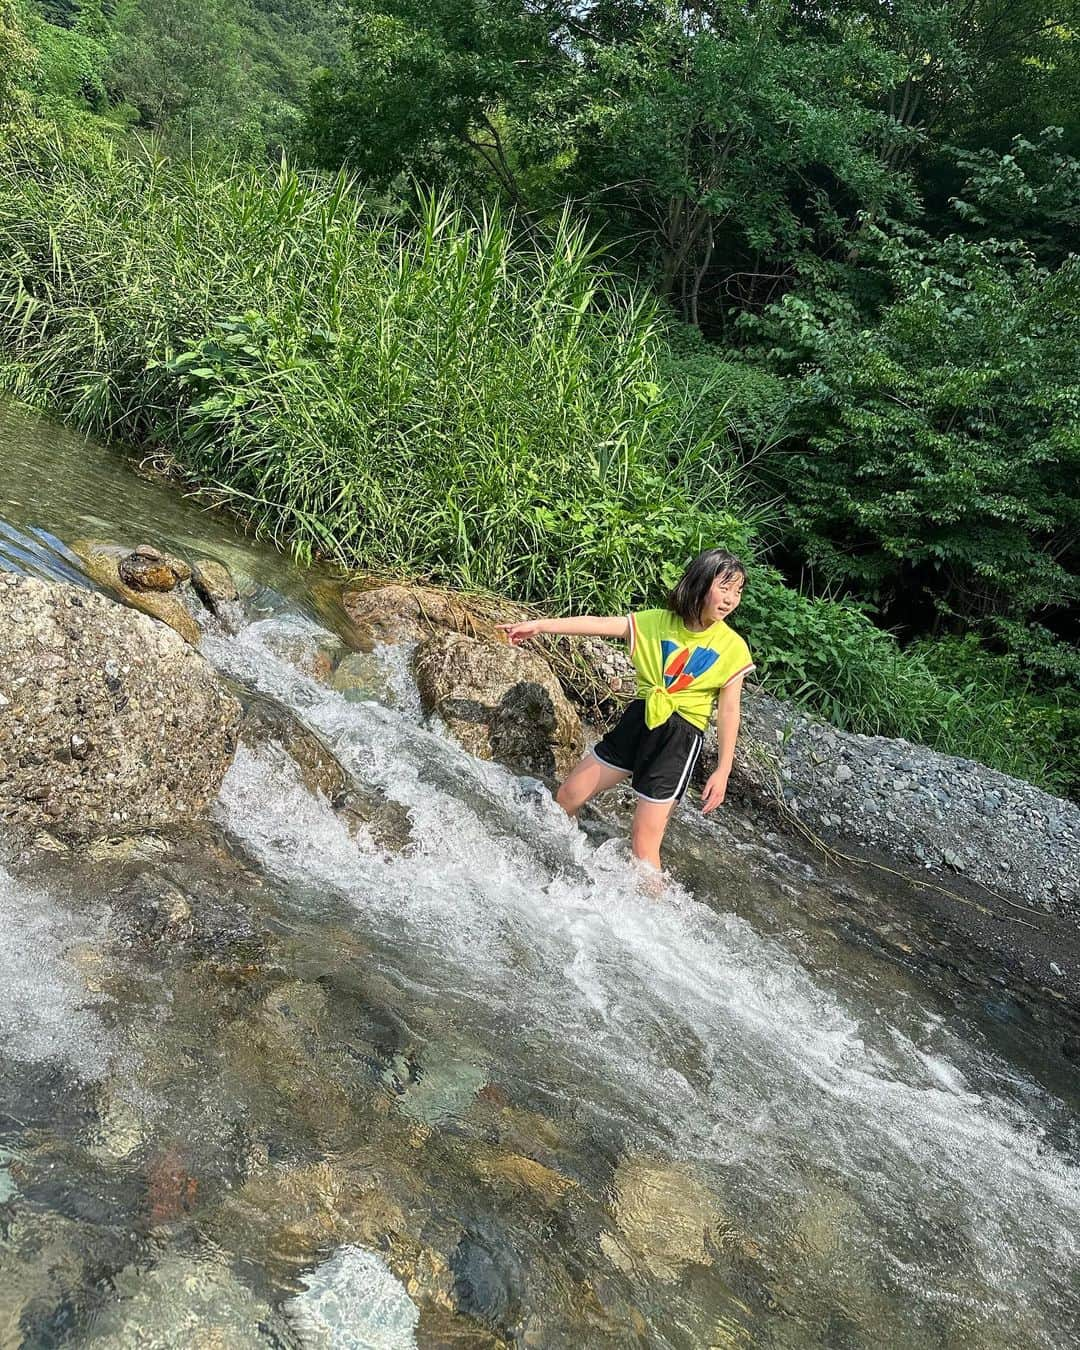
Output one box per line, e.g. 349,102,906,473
591,699,704,804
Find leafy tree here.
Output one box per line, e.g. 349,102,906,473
565,4,918,325
101,0,342,155
948,126,1080,267
306,1,924,323
304,0,569,196
743,219,1080,651
108,0,248,137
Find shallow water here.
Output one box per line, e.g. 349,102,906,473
2,401,1079,1348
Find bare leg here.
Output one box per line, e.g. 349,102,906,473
555,753,629,818
630,797,678,872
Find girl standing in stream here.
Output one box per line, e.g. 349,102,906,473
498,548,755,873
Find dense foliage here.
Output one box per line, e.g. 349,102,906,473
1,0,1077,795
744,222,1080,635
21,0,343,153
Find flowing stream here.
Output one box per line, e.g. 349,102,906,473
1,402,1079,1348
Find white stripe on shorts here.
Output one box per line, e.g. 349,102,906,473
633,734,702,805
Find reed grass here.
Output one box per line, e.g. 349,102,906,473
0,131,760,608
0,127,1072,796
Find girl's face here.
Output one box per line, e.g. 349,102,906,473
701,570,745,625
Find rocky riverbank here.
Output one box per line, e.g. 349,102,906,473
340,581,1080,920
2,539,1075,917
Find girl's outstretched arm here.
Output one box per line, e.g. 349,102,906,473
498,616,630,645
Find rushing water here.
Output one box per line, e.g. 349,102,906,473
1,402,1079,1348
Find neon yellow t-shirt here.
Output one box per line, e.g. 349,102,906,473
628,609,755,731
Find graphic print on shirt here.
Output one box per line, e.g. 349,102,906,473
660,639,720,693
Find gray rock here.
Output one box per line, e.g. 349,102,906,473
0,575,240,838
191,558,239,607
83,1253,285,1348
236,682,412,852
692,685,1079,917
450,1218,524,1336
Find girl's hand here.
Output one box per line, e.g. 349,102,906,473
496,619,546,646
701,770,728,814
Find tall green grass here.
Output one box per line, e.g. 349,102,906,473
0,128,1073,796
0,130,759,607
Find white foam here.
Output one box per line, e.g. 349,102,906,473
0,863,113,1078
285,1246,419,1349
208,615,1080,1337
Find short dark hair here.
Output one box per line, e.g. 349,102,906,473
667,548,747,626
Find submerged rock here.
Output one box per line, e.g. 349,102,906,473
0,1210,88,1347
208,1156,409,1274
610,1155,728,1283
391,1054,488,1128
236,683,412,852
286,1245,420,1349
332,650,384,701
414,631,583,779
83,1253,285,1348
0,1146,19,1204
449,1218,524,1336
466,1145,576,1208
0,575,241,838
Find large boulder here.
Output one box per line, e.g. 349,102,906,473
342,583,481,643
341,582,632,726
0,574,241,837
413,631,583,779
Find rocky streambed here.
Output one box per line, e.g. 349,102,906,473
2,401,1080,1348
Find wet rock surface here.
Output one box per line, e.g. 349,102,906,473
449,1218,524,1337
609,1156,728,1283
236,683,413,852
73,543,203,645
414,630,584,779
191,557,239,606
117,544,192,592
0,574,241,837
